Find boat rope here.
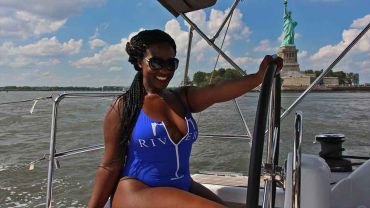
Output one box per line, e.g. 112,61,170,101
209,11,234,84
196,7,234,124
0,154,47,173
2,144,107,173
0,96,52,106
0,96,52,114
194,9,253,139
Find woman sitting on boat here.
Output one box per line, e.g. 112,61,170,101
88,29,282,208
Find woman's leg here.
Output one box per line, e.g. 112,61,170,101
189,180,225,205
112,178,225,208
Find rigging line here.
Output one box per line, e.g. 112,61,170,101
0,96,52,105
0,154,47,173
210,12,234,84
281,21,370,120
196,9,234,124
233,99,252,139
211,0,241,42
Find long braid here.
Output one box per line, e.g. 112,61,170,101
119,72,144,155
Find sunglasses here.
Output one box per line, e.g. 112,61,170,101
145,57,179,72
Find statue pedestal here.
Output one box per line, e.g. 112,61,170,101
278,46,300,72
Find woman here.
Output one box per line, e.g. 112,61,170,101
89,29,282,208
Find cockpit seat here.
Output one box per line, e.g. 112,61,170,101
331,159,370,208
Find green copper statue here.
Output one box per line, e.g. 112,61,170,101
280,0,297,47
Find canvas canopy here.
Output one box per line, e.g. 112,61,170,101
158,0,217,17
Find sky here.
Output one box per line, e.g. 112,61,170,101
0,0,369,87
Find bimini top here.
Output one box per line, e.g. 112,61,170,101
158,0,217,17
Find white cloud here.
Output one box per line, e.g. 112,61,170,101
351,14,370,28
109,66,125,72
16,37,82,56
304,14,370,83
7,57,60,68
11,69,55,85
165,19,190,57
69,28,143,71
166,8,251,65
298,50,308,59
89,38,107,50
163,8,256,83
0,37,82,57
71,7,253,80
310,14,370,62
0,37,81,68
72,38,128,69
0,0,104,39
217,50,261,73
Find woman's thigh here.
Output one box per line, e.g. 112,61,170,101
112,178,225,208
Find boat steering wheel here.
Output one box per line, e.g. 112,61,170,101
247,59,281,208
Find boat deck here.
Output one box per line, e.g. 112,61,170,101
192,172,285,208
192,172,266,187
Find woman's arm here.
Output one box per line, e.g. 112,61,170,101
186,55,282,113
88,98,124,208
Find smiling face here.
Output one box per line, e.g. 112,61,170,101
138,42,177,94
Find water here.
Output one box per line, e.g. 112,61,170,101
1,91,370,207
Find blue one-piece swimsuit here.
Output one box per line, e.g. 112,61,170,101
121,103,198,191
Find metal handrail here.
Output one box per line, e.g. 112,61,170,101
45,92,122,208
292,111,303,208
46,133,251,161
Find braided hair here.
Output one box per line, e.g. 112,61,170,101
118,29,176,157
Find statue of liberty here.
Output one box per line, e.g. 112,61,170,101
280,0,297,47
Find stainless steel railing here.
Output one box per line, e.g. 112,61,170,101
45,92,122,208
292,111,303,208
43,92,251,208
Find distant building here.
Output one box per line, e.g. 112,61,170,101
280,71,313,87
353,73,359,86
323,77,339,86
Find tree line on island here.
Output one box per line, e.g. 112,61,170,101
189,68,359,86
304,69,359,85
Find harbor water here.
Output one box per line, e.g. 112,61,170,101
1,91,370,207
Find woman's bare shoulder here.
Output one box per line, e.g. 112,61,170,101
106,96,124,119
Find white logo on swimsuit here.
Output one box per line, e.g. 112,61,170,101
138,137,167,148
137,121,196,148
138,121,197,181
